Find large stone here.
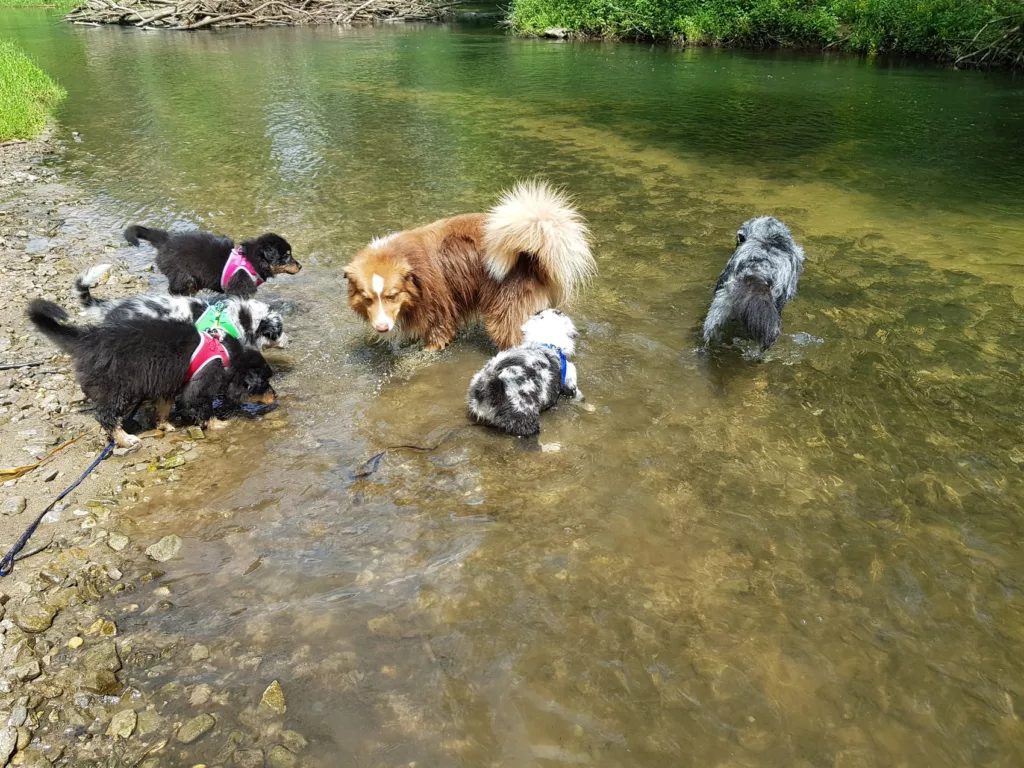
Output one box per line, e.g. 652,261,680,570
13,660,40,681
145,535,182,562
189,644,210,662
135,710,161,736
1,497,26,516
176,713,215,744
107,709,136,739
11,602,57,633
259,680,286,715
267,745,297,768
106,533,129,552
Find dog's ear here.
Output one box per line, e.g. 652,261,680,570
736,230,746,246
403,270,421,298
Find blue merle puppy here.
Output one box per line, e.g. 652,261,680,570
468,309,582,437
702,216,805,352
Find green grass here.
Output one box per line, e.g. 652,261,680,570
0,40,66,141
508,0,1024,66
0,0,79,8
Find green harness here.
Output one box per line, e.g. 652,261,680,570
195,302,241,340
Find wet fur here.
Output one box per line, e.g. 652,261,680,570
467,309,581,436
74,264,287,349
124,225,300,298
702,216,805,352
27,299,275,448
344,180,595,351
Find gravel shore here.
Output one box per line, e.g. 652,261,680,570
0,135,308,767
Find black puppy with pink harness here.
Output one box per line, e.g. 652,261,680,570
124,225,301,298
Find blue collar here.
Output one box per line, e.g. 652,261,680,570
540,344,567,386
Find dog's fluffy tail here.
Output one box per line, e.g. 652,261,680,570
74,263,113,309
124,225,169,248
735,275,781,350
28,299,81,354
483,180,595,304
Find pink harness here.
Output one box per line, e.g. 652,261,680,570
186,331,230,383
220,247,263,292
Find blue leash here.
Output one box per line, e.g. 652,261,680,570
0,440,114,577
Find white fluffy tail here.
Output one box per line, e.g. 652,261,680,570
74,263,113,309
483,180,595,304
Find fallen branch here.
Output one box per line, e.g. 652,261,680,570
65,0,456,28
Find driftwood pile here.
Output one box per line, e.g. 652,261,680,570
64,0,456,29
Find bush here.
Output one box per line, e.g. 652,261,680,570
508,0,1024,65
0,40,66,141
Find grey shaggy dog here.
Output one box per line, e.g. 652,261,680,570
702,216,805,352
468,309,582,437
74,264,288,350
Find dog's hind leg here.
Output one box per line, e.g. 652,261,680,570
505,410,541,437
155,399,176,433
95,394,141,450
702,291,732,347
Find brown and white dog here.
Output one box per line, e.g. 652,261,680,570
343,180,595,351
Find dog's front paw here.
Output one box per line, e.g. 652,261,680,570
574,389,585,401
113,429,141,451
157,422,177,433
207,417,230,430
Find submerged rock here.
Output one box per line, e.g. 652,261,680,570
145,535,182,562
176,713,215,744
106,709,136,739
233,748,264,768
259,680,286,715
279,730,308,753
267,744,297,768
106,533,129,552
189,643,210,662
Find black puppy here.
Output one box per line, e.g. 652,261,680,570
124,225,301,298
28,299,275,450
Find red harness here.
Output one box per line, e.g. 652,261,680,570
221,247,263,292
186,331,230,383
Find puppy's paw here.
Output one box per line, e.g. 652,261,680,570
423,343,448,352
207,417,230,430
113,429,141,451
157,422,177,433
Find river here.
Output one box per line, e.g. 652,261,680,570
3,11,1024,766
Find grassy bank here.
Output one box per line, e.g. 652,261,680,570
0,41,65,141
0,0,78,7
508,0,1024,67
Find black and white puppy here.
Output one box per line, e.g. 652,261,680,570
28,299,275,450
74,264,288,349
124,225,300,298
468,308,581,437
702,216,805,352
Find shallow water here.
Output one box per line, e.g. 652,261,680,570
4,12,1024,766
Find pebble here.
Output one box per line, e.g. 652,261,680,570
13,660,40,681
107,533,129,551
106,709,137,739
145,534,182,562
176,713,216,744
66,636,83,649
1,496,26,516
259,680,287,715
8,705,27,728
11,601,57,633
189,643,210,662
80,669,121,696
86,618,118,637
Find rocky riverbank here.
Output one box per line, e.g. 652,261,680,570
0,136,310,767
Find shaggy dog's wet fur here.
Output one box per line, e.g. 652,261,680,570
27,299,275,450
344,180,595,351
467,309,581,436
124,225,300,298
74,264,287,349
702,216,805,352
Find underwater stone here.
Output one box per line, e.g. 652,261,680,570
145,535,181,562
259,680,286,715
11,602,57,633
176,713,215,744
